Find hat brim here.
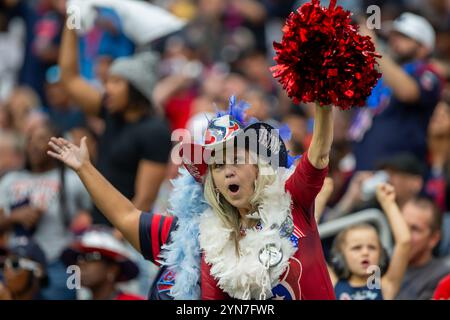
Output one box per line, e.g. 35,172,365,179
179,122,288,183
61,243,139,282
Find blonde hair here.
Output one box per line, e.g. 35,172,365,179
203,155,276,250
331,223,385,279
333,224,381,254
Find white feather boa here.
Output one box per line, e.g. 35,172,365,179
199,167,297,300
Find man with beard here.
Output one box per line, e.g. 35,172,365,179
352,13,443,170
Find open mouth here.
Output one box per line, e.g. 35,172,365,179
228,184,240,194
361,259,370,269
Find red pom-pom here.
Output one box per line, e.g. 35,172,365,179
271,0,381,110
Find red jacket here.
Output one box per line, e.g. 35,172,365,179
201,154,336,300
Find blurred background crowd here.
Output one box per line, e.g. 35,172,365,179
0,0,449,300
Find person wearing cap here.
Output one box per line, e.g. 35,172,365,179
353,13,443,171
61,227,144,300
377,152,425,210
58,21,171,226
47,95,336,300
324,152,425,221
0,237,48,300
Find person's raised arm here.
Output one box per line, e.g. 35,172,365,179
47,137,141,252
376,183,411,300
59,24,102,116
285,104,333,217
308,104,334,169
359,24,420,104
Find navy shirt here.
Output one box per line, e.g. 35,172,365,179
335,280,383,300
353,60,442,170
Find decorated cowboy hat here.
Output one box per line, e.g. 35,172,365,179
179,96,295,183
61,227,139,282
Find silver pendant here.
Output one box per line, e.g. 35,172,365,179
258,243,283,268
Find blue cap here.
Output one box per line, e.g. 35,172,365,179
8,237,48,274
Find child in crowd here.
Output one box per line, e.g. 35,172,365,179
328,183,411,300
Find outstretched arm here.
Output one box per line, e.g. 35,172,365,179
285,104,333,218
377,183,411,300
308,104,334,169
47,137,141,252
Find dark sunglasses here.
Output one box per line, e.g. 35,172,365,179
77,251,107,263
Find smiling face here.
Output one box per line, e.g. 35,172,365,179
341,227,382,278
210,147,258,213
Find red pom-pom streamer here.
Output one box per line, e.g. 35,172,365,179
271,0,381,110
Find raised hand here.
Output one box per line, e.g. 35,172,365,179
47,136,90,171
376,183,396,207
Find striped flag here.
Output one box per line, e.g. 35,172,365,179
290,225,305,248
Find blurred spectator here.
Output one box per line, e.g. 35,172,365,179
32,0,65,64
0,236,48,300
220,73,250,107
180,0,266,63
425,99,450,212
326,110,355,209
29,0,67,105
4,86,41,134
61,227,144,300
396,196,450,299
329,183,411,300
0,130,25,178
282,104,308,157
59,25,172,224
44,65,85,133
154,35,201,131
0,3,25,101
236,50,278,96
378,153,425,209
327,153,425,220
244,89,274,124
78,8,135,82
353,13,443,170
0,119,92,299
